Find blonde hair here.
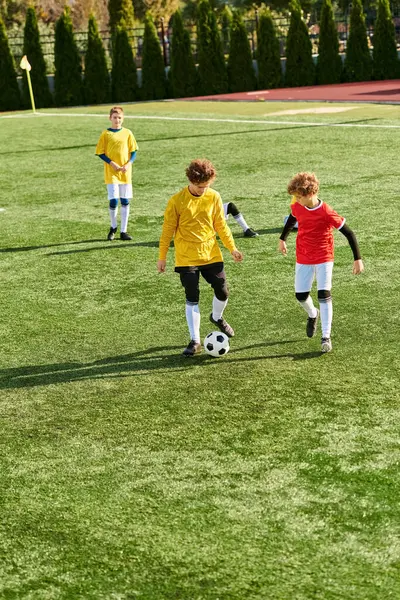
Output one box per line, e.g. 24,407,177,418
109,106,124,117
288,172,319,197
186,159,217,184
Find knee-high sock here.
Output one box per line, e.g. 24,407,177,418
185,303,200,343
233,213,249,232
212,296,228,320
298,296,318,318
109,207,118,229
120,205,130,233
319,299,333,338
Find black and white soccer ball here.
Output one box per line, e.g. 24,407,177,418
204,331,230,357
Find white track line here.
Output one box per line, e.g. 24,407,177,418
1,111,400,129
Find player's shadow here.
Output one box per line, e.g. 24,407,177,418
0,340,321,391
1,144,97,156
0,238,169,255
0,239,106,254
44,229,282,256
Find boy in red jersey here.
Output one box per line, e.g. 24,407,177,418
278,172,364,353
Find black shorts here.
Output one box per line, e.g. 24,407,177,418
176,262,229,304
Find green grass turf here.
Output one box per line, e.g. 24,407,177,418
0,101,399,599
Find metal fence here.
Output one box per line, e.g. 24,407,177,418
7,10,400,76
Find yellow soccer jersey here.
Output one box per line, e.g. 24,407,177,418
95,127,138,184
159,187,237,267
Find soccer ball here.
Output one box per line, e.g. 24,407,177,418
204,331,230,357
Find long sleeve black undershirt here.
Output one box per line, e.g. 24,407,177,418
279,214,297,241
279,217,361,261
339,223,361,260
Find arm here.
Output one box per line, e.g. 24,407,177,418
97,153,120,171
278,214,297,255
97,153,111,164
121,151,137,173
158,199,179,272
339,223,364,274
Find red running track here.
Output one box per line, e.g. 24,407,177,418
184,80,400,104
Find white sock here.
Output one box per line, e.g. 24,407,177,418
298,296,318,318
234,213,249,232
212,296,228,320
185,303,200,343
109,207,118,229
120,204,130,233
320,299,333,338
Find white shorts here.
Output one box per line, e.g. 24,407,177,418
295,262,333,293
223,203,229,220
107,183,133,200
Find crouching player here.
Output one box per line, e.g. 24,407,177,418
157,159,243,356
278,172,364,353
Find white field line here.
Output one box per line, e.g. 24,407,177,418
1,111,400,129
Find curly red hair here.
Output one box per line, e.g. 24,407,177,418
288,172,319,197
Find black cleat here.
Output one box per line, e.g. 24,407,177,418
209,314,234,338
321,337,332,353
244,228,259,238
120,232,132,241
182,340,202,357
306,309,319,338
107,227,117,241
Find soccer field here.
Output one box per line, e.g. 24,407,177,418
1,101,399,599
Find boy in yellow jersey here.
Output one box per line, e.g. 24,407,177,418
157,159,243,357
95,106,138,241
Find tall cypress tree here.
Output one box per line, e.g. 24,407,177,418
141,12,167,100
227,11,256,92
343,0,372,82
316,0,342,84
285,0,315,87
111,26,139,102
84,14,111,105
169,9,198,98
108,0,135,34
197,0,228,95
372,0,400,80
220,4,232,55
0,14,21,111
54,7,84,107
256,7,282,89
22,7,52,108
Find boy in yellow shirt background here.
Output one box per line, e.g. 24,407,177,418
95,106,138,241
157,159,243,356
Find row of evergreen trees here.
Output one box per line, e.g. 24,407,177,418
1,0,399,112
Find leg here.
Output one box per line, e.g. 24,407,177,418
316,262,334,352
120,198,131,239
180,271,201,356
107,184,119,239
119,184,133,239
109,198,118,228
202,265,234,337
226,202,258,237
295,263,319,337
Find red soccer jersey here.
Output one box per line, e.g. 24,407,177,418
291,200,345,265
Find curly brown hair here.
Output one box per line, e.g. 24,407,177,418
287,172,319,197
185,159,217,184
